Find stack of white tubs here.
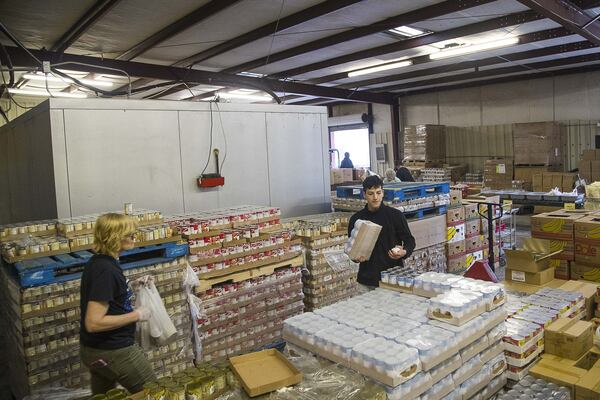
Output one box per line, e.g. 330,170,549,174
284,272,508,400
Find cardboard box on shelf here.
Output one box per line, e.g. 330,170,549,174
531,212,585,241
575,359,600,400
570,263,600,283
229,349,302,397
530,358,588,399
506,267,556,286
545,318,594,360
575,215,600,265
559,280,600,321
409,215,447,251
504,238,561,273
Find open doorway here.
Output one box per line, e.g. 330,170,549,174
330,128,370,168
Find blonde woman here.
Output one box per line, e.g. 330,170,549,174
80,213,155,395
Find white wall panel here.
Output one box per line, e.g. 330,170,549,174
62,109,184,216
402,93,439,125
266,112,330,217
438,88,481,126
481,79,553,125
50,110,71,219
178,109,270,213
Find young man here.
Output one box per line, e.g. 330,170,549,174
348,175,416,288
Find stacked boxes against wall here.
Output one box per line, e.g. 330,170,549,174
573,213,600,283
170,206,305,363
420,165,467,183
284,272,507,400
484,159,514,190
530,211,588,280
504,287,586,382
513,122,562,168
292,213,359,311
0,210,189,399
579,149,600,183
403,124,446,164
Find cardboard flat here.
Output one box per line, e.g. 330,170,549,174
545,318,594,360
481,341,504,364
428,302,487,326
504,237,562,273
530,358,588,399
462,375,492,400
559,280,600,320
576,360,600,400
453,357,482,387
429,354,462,384
506,267,556,286
506,346,542,368
229,349,302,397
460,336,489,363
420,342,462,371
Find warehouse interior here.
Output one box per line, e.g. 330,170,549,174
1,0,600,399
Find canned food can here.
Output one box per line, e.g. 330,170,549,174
124,203,133,214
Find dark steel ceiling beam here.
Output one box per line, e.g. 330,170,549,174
396,61,600,96
116,0,241,61
4,46,393,104
271,10,545,79
378,51,600,92
312,26,573,85
221,0,496,74
342,30,596,89
517,0,600,45
50,0,121,53
291,98,340,105
174,0,363,68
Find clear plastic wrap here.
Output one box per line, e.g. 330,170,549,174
135,279,177,345
351,337,420,381
428,289,484,320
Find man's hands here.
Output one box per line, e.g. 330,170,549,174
352,256,368,263
388,245,406,260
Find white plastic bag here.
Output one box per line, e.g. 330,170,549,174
135,280,177,345
595,326,600,348
183,260,205,362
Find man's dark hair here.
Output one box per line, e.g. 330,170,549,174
363,175,383,191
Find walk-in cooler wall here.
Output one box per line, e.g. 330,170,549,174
0,98,331,223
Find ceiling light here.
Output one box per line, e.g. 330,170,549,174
237,71,265,78
389,25,425,37
347,60,413,78
8,88,88,98
23,73,114,87
219,92,273,102
429,37,519,60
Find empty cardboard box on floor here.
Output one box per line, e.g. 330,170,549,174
504,238,561,273
530,358,588,399
229,349,302,397
545,318,594,360
506,267,556,286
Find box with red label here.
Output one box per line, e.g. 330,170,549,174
465,219,480,237
446,240,465,257
447,223,465,243
575,215,600,265
446,207,465,224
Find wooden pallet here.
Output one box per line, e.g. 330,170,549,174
196,254,303,292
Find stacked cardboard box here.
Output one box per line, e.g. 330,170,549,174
330,168,354,185
515,166,552,191
513,122,562,167
484,159,514,189
420,165,467,183
578,149,600,183
504,238,560,285
531,211,588,279
403,124,446,162
446,206,466,273
532,172,577,192
575,215,600,282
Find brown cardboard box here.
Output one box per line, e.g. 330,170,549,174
532,212,585,241
484,159,514,189
446,207,465,224
229,349,302,397
465,235,484,252
580,160,593,182
576,360,600,400
506,267,556,285
450,189,462,206
571,263,600,283
347,220,382,261
533,173,544,192
531,238,575,261
409,215,447,251
530,358,588,399
583,150,597,161
575,216,600,265
593,161,600,182
513,121,561,166
463,202,480,220
550,259,571,280
330,168,353,184
448,254,467,273
545,318,594,360
446,240,466,257
559,280,600,321
465,219,480,237
504,238,561,273
515,166,551,191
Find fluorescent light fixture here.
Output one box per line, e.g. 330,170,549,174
389,25,425,37
219,92,273,102
347,60,413,78
429,37,519,60
237,71,265,78
23,73,114,87
8,88,88,98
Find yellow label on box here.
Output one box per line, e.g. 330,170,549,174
564,203,576,210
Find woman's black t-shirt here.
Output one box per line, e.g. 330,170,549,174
80,254,135,349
